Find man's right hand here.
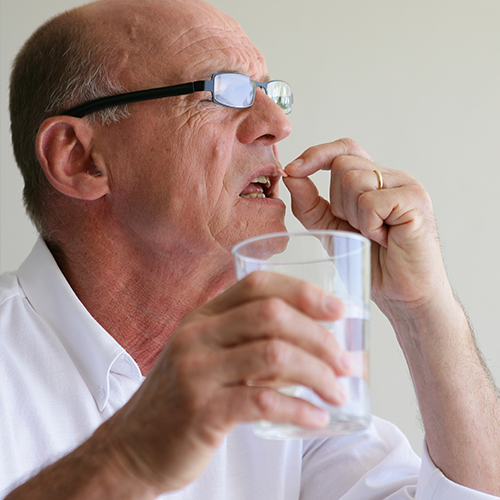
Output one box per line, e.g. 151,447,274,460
101,271,349,495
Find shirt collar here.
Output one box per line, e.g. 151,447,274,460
18,237,143,412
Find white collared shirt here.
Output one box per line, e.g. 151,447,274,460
1,238,497,499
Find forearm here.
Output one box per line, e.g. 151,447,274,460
381,287,500,495
4,423,158,500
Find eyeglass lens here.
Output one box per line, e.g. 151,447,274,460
266,81,292,114
214,74,255,108
213,74,292,113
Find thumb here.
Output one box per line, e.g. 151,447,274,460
283,176,336,230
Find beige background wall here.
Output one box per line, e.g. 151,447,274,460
2,0,499,455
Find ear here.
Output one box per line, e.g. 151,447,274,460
36,116,110,201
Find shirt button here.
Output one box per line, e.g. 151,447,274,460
96,386,105,400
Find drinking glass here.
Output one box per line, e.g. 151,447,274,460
232,230,371,439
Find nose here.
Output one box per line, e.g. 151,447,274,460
236,88,292,146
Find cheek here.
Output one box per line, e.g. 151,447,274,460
101,109,241,243
180,128,236,211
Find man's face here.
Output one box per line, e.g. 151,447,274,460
91,0,292,260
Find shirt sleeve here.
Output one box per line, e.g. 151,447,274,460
415,439,499,500
300,415,500,499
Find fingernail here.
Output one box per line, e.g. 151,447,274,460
277,167,288,178
336,382,348,404
339,351,353,374
312,407,330,426
323,294,343,315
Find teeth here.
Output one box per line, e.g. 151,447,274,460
241,175,271,198
251,175,271,188
241,193,266,199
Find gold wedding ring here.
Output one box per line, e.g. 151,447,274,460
373,169,384,190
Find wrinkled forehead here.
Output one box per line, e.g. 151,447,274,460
166,24,268,82
82,0,268,88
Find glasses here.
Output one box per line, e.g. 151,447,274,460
62,73,293,118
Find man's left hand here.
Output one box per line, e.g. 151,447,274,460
283,138,449,315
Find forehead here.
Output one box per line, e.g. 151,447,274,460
85,0,268,88
167,24,268,82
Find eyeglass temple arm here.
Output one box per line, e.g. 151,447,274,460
63,81,207,118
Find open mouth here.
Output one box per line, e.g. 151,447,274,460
240,175,272,199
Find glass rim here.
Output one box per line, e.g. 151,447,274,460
231,229,370,263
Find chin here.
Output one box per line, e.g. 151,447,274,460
217,203,287,250
237,220,288,246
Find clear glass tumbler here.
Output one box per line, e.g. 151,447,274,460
232,230,371,439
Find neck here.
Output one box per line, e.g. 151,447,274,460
48,232,235,375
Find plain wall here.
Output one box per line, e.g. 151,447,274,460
1,0,499,456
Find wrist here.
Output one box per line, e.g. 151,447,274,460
80,420,162,500
375,280,464,350
4,420,160,500
92,415,164,500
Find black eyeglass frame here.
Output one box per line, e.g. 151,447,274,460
62,73,293,118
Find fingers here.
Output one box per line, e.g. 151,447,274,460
191,270,351,377
338,168,396,246
213,339,348,405
186,286,351,382
283,138,429,247
283,176,352,233
212,305,352,383
283,138,378,236
333,163,389,222
285,138,372,178
202,270,345,321
337,166,430,247
214,385,331,430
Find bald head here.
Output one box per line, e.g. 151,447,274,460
10,0,263,237
77,0,262,90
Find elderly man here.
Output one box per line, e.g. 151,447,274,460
1,0,499,498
